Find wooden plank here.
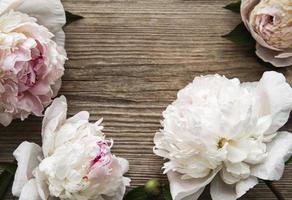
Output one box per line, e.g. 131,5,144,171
1,0,292,199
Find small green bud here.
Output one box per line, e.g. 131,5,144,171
144,179,161,196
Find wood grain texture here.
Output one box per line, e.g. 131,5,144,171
1,0,292,199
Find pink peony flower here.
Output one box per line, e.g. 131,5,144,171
241,0,292,67
0,0,66,126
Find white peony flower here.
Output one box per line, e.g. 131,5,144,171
12,96,130,200
154,71,292,200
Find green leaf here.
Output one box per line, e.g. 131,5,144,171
0,171,13,199
0,162,17,199
162,185,172,200
223,22,255,47
224,1,241,13
65,11,83,26
287,157,292,164
0,162,17,174
123,186,148,200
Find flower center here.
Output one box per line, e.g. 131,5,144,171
218,138,229,148
89,141,112,170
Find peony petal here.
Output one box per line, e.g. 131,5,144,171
256,72,292,136
240,0,259,28
210,175,236,200
53,111,90,149
0,112,13,127
102,158,130,200
51,79,62,98
224,162,250,179
226,144,247,163
168,168,220,200
53,30,66,49
17,0,66,47
276,51,292,59
255,44,292,67
235,176,258,198
220,167,240,185
117,157,130,175
183,188,204,200
0,0,22,15
30,81,52,96
33,168,49,200
102,157,129,179
12,142,43,197
66,111,90,124
42,95,67,157
251,131,292,180
19,179,42,200
253,115,272,137
105,177,131,200
18,93,44,117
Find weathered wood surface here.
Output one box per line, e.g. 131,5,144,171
1,0,292,199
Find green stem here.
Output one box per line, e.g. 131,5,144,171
263,180,285,200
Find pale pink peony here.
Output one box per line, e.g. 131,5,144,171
241,0,292,67
0,0,66,126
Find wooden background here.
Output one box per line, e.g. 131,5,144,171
1,0,292,199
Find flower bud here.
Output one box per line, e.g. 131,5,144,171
145,179,161,196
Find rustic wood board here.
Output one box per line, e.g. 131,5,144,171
1,0,291,199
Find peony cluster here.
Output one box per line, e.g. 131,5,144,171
0,0,67,126
241,0,292,67
12,96,130,200
154,71,292,200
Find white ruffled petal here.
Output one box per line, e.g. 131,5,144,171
235,176,258,198
224,162,250,180
103,157,130,179
12,142,43,197
105,177,131,200
226,144,247,163
42,95,67,157
102,158,130,200
52,79,63,98
54,111,90,148
0,0,22,15
66,111,90,124
253,115,272,138
53,29,66,48
256,71,292,136
117,157,130,175
19,179,42,200
210,175,236,200
182,188,204,200
220,167,240,185
17,0,66,46
33,168,49,200
251,131,292,180
168,168,220,200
